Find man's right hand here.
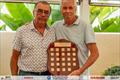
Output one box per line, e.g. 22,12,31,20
10,49,20,75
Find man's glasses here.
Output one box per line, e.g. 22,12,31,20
36,9,50,15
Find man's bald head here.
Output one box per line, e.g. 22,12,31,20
61,0,76,7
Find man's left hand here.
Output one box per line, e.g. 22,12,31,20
68,69,84,76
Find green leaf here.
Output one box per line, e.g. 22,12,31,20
90,6,102,24
100,18,114,30
98,7,117,22
0,3,34,31
94,27,101,32
103,17,120,32
0,24,6,31
5,3,33,23
0,13,22,31
94,17,120,32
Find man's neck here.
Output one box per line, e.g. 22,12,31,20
34,20,46,35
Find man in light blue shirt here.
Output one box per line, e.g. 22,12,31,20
53,0,99,76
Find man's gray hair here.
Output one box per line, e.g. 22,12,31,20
60,0,77,7
34,1,51,12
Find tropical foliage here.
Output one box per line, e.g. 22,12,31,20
0,3,63,31
0,3,120,32
48,5,63,26
90,6,120,32
0,3,33,31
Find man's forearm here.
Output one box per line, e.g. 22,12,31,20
79,52,99,74
10,50,20,75
79,43,99,74
10,56,18,75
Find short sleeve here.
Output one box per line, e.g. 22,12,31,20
85,24,96,44
12,28,22,52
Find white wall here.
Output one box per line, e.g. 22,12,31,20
0,32,15,75
90,33,120,75
0,32,120,75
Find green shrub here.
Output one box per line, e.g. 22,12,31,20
103,66,120,76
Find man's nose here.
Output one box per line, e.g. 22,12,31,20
66,9,70,12
41,12,46,16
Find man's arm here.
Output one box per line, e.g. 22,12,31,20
10,49,20,75
69,43,99,75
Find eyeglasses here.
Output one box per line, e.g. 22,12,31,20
36,9,50,15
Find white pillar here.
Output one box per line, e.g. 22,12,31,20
80,0,90,25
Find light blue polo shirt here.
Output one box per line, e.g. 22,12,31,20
52,17,96,75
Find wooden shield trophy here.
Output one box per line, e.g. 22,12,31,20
47,39,79,75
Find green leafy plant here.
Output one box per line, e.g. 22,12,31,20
47,5,63,26
0,3,120,32
0,24,6,31
0,3,63,30
90,6,120,32
94,17,120,32
0,3,33,31
103,66,120,76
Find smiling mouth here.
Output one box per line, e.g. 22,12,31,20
38,17,46,20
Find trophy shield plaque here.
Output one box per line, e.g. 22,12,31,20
47,39,79,75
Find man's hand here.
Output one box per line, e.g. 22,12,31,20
68,69,84,76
